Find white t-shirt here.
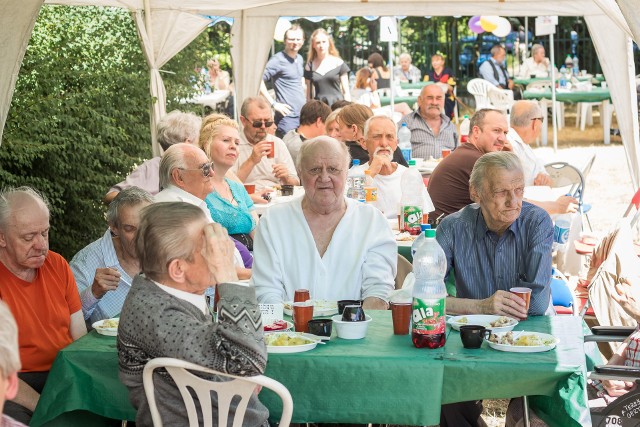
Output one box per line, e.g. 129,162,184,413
350,163,435,219
232,133,298,189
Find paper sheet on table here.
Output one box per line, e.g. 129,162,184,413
259,303,284,324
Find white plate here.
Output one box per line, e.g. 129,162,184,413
263,320,293,332
92,318,119,336
265,332,318,354
486,331,558,353
283,300,338,317
448,315,518,332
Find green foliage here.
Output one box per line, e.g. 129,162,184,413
1,6,151,259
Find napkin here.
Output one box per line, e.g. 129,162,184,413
388,272,414,303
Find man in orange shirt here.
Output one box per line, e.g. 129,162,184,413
0,187,86,423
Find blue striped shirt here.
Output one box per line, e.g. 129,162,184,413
435,202,553,315
70,229,134,324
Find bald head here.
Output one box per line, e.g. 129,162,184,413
418,84,445,118
510,101,543,145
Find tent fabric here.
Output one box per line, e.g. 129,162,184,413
0,0,43,143
1,0,638,186
134,10,210,156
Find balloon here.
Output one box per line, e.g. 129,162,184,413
273,18,291,42
469,16,484,34
492,17,512,38
480,16,499,32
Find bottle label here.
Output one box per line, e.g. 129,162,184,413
401,148,412,162
460,135,468,143
553,223,570,245
365,187,377,202
402,205,422,234
412,297,446,335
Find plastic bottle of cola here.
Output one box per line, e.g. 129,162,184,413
412,229,447,349
459,115,470,144
400,167,425,235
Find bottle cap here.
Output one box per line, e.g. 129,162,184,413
365,169,371,175
425,229,436,238
401,123,407,128
409,159,416,166
353,159,360,166
463,115,469,119
420,224,431,231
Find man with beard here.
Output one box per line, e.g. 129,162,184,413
0,187,86,423
349,115,434,219
232,97,300,189
399,83,458,159
71,187,154,325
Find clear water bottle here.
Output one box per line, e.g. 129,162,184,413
559,67,567,88
346,159,365,202
459,115,470,144
349,72,356,90
398,123,412,163
412,228,447,349
364,169,377,204
564,54,573,70
411,224,432,258
553,214,572,253
572,55,580,76
400,167,425,235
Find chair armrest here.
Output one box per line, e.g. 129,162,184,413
591,326,636,336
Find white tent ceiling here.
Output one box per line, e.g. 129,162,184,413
2,0,639,189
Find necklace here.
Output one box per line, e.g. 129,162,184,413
213,179,236,205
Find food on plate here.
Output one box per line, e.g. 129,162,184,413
284,300,337,311
395,232,416,242
264,320,289,331
99,319,119,329
489,316,514,328
488,332,555,346
457,316,468,324
265,334,313,347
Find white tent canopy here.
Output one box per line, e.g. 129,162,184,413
3,0,639,188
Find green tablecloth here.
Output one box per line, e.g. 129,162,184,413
31,312,590,427
523,87,611,104
379,95,418,107
514,75,605,86
400,81,433,90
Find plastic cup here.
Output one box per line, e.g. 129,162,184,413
390,302,412,335
460,325,491,349
441,148,451,159
601,81,608,89
510,287,532,316
294,289,310,303
293,302,314,333
243,184,255,194
266,140,275,158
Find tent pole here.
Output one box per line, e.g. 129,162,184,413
550,32,558,152
389,40,394,113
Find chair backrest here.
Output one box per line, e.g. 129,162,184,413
395,254,413,290
143,357,293,427
487,87,514,113
466,78,495,110
544,162,586,203
623,188,640,218
526,80,553,91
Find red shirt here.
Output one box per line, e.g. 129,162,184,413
0,251,81,372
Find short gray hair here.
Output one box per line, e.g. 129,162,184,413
0,300,21,376
531,44,544,57
0,186,50,230
159,143,190,190
490,44,505,57
157,110,202,151
240,97,272,118
296,135,351,173
135,202,205,281
399,53,412,62
510,101,542,128
363,115,396,140
470,151,523,193
106,187,154,227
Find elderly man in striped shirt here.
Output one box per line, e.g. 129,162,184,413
436,151,554,319
435,151,553,427
399,84,458,159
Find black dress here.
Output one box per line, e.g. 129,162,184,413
372,67,391,89
304,62,350,106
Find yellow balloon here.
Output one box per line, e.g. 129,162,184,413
480,16,499,32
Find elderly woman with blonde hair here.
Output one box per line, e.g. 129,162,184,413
252,136,396,309
198,114,260,250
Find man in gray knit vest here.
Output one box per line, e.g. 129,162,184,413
117,202,268,427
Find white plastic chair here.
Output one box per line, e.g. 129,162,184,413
143,357,293,427
487,87,515,114
466,78,495,110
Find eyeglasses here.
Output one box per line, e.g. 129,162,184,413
245,117,274,128
179,162,214,177
531,117,544,122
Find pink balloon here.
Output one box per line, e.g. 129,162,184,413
469,15,484,34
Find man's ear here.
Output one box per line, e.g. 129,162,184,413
5,371,19,401
171,168,184,187
167,258,186,283
469,184,481,203
316,117,324,128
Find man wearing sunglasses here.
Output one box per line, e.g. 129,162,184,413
234,97,300,189
155,144,252,279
